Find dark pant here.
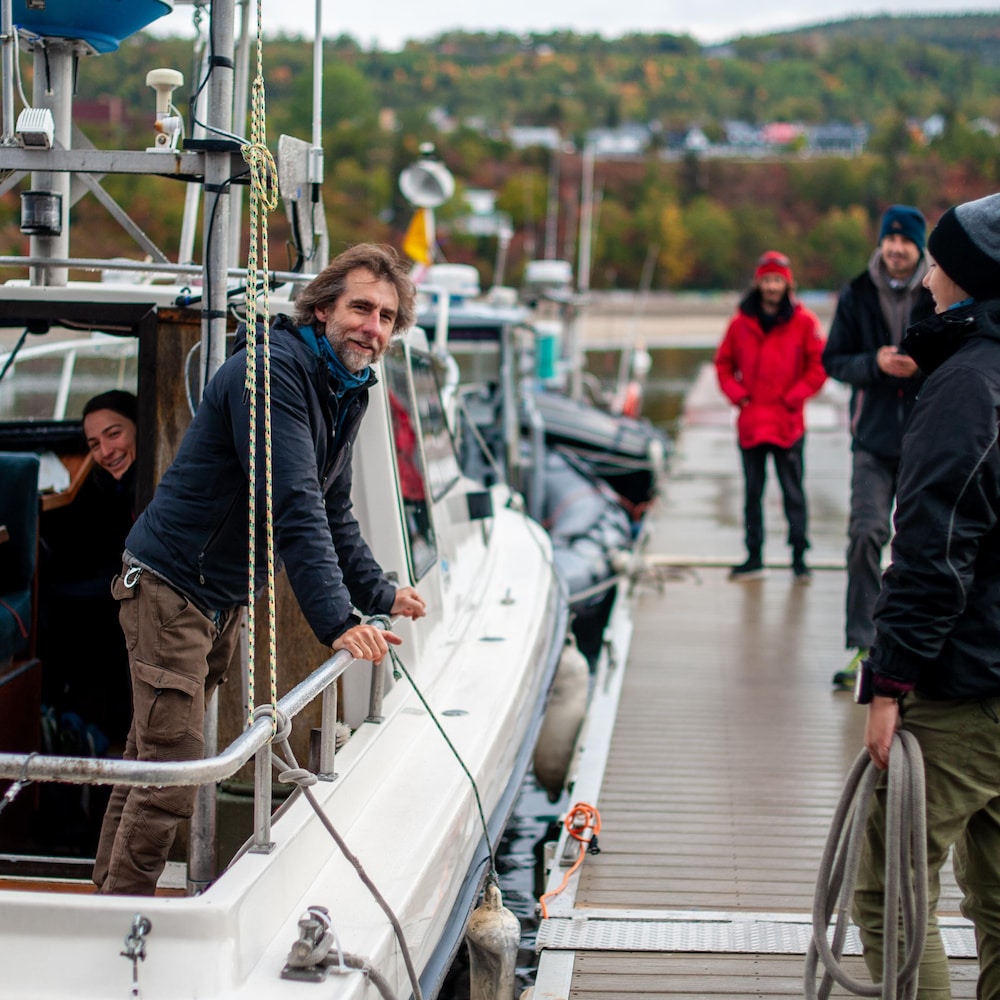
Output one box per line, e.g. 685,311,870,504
846,449,898,649
739,438,808,555
93,569,242,896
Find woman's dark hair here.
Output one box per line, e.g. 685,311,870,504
82,389,137,425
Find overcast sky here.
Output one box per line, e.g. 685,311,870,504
150,1,1000,50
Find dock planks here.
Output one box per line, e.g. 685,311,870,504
532,368,979,998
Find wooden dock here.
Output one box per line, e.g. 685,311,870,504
531,367,979,998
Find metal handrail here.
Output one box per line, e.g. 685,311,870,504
0,646,357,788
0,255,314,285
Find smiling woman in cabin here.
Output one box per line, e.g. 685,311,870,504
38,392,138,750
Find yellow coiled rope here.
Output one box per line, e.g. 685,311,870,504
241,0,280,733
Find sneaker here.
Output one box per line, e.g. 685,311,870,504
832,648,867,690
792,554,811,585
728,554,764,581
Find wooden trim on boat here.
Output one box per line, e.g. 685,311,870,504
40,453,95,512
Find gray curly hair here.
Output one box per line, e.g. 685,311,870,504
293,243,416,334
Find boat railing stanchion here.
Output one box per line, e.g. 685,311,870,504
250,739,275,854
316,682,338,780
366,659,386,724
364,614,394,724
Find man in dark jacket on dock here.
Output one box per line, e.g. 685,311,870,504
93,243,427,896
822,206,936,689
853,192,1000,1000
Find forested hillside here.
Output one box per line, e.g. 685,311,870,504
2,13,999,290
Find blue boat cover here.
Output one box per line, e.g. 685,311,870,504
13,0,173,54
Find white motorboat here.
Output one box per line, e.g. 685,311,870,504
0,3,569,997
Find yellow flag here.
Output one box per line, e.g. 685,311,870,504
402,208,432,265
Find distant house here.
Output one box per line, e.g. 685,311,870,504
683,127,710,152
922,114,946,142
585,123,651,158
806,123,868,154
761,122,805,147
507,125,563,151
971,117,999,137
723,120,761,147
428,106,456,134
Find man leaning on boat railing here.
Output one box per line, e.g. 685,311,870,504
94,244,426,896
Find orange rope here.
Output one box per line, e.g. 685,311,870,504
538,802,602,919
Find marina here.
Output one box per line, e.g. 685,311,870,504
0,3,994,999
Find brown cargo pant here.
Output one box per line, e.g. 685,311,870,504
93,567,242,895
853,693,1000,1000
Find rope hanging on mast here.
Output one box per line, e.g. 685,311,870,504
241,0,280,734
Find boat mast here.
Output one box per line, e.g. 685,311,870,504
1,0,14,145
199,0,236,391
28,40,74,286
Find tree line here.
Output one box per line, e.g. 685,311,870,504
1,14,999,290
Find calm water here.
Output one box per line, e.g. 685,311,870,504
440,344,712,999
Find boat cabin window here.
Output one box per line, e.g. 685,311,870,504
0,334,138,422
382,344,437,580
408,352,462,502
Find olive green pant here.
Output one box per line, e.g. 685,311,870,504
93,569,241,896
853,693,1000,999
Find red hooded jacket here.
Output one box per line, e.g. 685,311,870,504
715,293,827,449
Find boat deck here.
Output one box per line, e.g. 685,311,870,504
532,367,979,998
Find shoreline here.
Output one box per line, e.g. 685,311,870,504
580,289,837,349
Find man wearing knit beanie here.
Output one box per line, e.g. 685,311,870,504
850,192,1000,1000
822,205,935,689
715,250,826,583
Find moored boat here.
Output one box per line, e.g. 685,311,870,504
0,4,570,997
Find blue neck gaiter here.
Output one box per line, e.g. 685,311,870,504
947,297,976,312
298,324,370,396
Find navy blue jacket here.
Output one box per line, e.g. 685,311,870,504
870,300,1000,700
125,315,396,645
822,270,934,459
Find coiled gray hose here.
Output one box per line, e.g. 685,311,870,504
804,730,928,1000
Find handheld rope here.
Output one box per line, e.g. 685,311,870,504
804,730,927,1000
241,0,280,733
538,802,602,918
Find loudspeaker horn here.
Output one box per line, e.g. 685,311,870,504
399,159,456,208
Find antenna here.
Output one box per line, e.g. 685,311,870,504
145,68,184,150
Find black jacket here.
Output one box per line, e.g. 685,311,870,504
822,269,935,459
869,300,1000,700
125,315,396,645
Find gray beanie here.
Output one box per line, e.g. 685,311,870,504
927,193,1000,301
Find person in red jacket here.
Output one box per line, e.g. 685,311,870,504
715,251,827,582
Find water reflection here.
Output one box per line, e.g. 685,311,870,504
585,346,716,438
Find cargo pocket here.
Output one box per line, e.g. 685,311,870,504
132,660,203,744
112,573,139,651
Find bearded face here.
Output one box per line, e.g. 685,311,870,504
314,268,399,373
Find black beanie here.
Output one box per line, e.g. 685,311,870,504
927,193,1000,302
879,204,926,251
82,389,138,424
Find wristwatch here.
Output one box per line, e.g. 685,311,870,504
854,659,874,705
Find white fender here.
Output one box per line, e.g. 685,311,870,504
467,882,521,1000
533,634,589,802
